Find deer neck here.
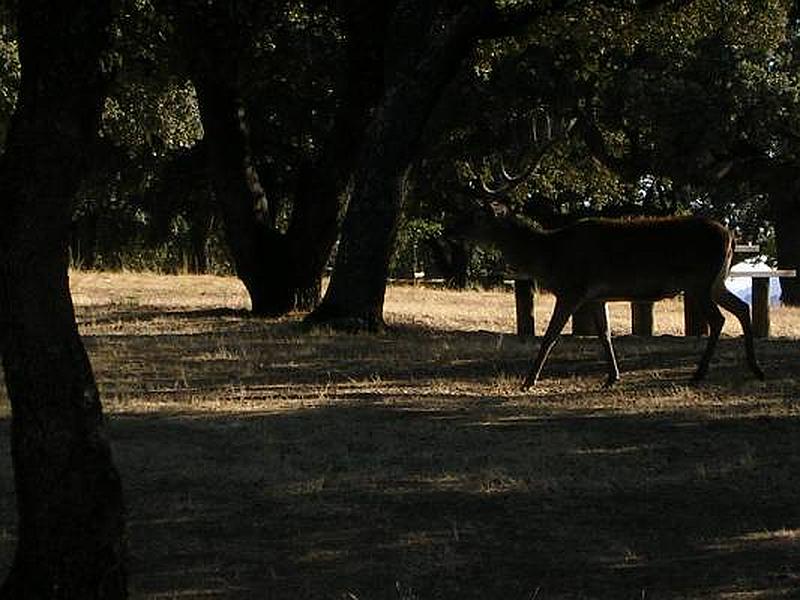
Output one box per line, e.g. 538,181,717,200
486,217,553,280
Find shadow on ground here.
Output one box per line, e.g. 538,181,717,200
0,307,798,598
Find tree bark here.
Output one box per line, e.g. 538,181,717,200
771,191,800,305
191,74,283,313
308,2,488,330
187,211,213,274
285,18,386,310
0,1,127,597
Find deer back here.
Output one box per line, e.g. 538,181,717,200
545,217,732,300
489,216,732,302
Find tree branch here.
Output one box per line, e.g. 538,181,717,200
477,0,575,40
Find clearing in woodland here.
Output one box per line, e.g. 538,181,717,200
1,272,800,599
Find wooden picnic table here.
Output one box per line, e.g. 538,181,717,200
511,268,797,339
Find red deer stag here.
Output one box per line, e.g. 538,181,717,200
460,112,764,387
465,211,764,387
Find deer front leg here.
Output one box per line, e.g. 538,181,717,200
592,302,620,387
522,295,579,389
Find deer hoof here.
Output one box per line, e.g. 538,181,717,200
602,375,619,389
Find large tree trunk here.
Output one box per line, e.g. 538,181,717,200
191,74,283,314
309,166,413,329
181,2,379,315
771,191,800,305
308,2,486,329
0,1,127,597
283,4,392,312
286,67,383,309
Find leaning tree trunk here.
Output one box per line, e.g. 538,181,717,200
308,2,486,330
0,1,127,598
191,74,283,314
771,190,800,305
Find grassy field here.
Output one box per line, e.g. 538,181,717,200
2,272,800,599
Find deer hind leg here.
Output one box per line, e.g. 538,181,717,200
521,295,580,389
592,302,620,387
714,286,765,380
692,293,725,382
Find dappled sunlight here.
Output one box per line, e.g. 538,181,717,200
704,528,800,554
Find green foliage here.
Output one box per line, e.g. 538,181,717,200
70,202,232,274
5,0,799,277
102,79,202,153
390,217,444,277
102,0,202,154
416,1,798,255
397,0,800,284
0,10,18,146
239,1,344,201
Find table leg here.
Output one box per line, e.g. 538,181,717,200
631,301,654,336
751,277,770,338
514,280,535,340
684,291,709,336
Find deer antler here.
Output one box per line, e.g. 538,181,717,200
471,110,576,196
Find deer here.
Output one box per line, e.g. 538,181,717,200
457,110,765,388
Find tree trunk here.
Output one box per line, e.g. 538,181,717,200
283,5,390,312
189,50,369,314
185,208,214,275
170,0,386,315
310,167,412,330
426,237,471,289
0,1,127,597
192,74,283,314
771,192,800,305
448,240,471,290
308,2,486,330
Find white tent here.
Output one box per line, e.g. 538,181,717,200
726,257,783,306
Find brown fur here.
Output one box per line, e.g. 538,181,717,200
470,214,764,387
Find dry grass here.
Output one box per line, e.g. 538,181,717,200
1,272,800,599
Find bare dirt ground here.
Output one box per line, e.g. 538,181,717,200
1,272,800,599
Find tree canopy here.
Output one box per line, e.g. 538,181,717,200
0,0,798,306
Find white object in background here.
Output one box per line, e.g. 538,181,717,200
726,257,782,306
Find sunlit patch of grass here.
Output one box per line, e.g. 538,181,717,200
189,345,247,362
705,528,800,552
